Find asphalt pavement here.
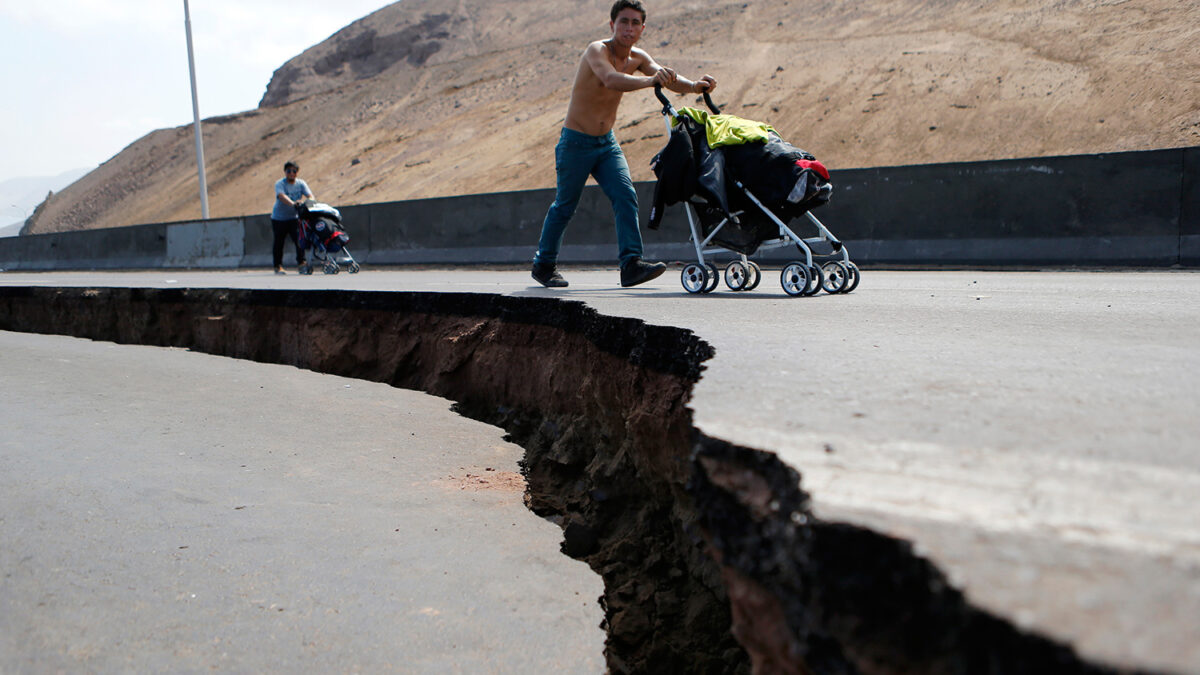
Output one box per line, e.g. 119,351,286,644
0,328,605,673
2,267,1198,673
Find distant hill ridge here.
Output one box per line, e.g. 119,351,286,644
24,0,1200,234
2,168,89,234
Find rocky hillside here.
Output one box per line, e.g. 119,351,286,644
24,0,1200,234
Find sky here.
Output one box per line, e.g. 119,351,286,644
0,0,395,191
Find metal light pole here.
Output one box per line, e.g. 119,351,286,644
183,0,210,219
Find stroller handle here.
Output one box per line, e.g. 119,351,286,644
654,83,720,117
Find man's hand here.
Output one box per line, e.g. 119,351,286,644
653,66,678,87
694,75,717,94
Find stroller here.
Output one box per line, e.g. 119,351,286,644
648,84,859,296
296,200,360,275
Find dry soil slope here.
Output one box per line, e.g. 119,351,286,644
24,0,1199,234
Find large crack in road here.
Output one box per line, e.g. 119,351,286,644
0,286,1144,674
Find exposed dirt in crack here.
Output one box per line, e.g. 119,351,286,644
0,287,1150,675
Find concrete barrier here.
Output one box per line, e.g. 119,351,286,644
1182,147,1199,267
0,222,169,271
817,148,1188,266
357,192,548,264
1,147,1195,271
240,214,275,269
165,218,243,268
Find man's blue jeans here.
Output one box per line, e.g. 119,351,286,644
534,128,642,267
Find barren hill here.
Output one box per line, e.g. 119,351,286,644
24,0,1200,234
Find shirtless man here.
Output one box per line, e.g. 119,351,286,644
532,0,716,288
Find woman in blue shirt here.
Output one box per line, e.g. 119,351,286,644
270,161,313,274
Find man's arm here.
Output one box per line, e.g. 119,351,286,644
638,51,716,95
584,42,656,92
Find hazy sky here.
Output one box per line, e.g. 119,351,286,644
0,1,394,186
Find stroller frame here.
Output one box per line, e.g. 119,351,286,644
655,85,860,296
299,236,360,276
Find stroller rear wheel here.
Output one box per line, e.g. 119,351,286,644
780,262,812,297
745,262,763,291
802,264,823,296
843,262,861,293
681,263,708,294
703,262,720,293
821,261,850,293
724,261,751,291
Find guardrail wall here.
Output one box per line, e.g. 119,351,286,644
2,147,1195,270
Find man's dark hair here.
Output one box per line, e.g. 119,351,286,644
283,161,299,173
610,0,646,22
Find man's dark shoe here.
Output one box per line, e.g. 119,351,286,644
532,262,568,288
620,258,668,287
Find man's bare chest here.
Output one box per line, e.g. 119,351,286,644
603,42,641,74
608,54,640,74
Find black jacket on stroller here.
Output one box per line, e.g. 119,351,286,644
648,109,832,255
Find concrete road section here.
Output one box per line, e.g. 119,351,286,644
2,267,1199,672
0,330,605,673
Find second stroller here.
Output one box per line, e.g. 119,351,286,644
296,200,360,275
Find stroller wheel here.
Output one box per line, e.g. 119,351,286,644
724,261,751,291
681,263,708,294
843,262,861,293
703,262,720,293
780,262,812,297
745,262,763,291
323,262,339,274
348,262,361,274
802,264,824,296
821,261,850,294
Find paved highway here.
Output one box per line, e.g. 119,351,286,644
2,267,1198,672
0,328,604,673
